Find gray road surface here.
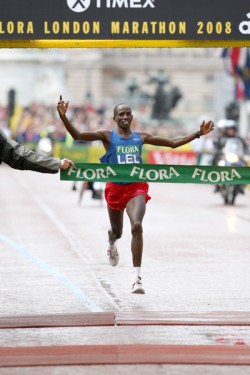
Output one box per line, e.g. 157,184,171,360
1,165,250,374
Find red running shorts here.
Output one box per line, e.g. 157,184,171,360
105,182,151,210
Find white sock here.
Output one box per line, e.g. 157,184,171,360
133,267,141,280
108,240,117,249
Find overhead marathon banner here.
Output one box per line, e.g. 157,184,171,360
0,0,249,47
60,163,250,184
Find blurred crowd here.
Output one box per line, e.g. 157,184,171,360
1,100,250,169
0,102,109,144
0,101,189,145
2,100,250,160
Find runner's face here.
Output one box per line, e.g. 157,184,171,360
114,105,133,129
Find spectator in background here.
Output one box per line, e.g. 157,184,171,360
213,119,248,165
13,102,107,144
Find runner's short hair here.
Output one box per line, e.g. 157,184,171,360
113,103,131,116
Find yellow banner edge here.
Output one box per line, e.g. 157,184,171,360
0,40,250,48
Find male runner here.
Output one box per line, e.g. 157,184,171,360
57,96,214,294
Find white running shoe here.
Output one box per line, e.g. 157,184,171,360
132,276,145,294
107,242,119,266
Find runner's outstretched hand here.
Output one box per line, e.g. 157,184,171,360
57,95,69,118
199,120,214,136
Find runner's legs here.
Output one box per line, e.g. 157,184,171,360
107,205,124,244
126,194,146,267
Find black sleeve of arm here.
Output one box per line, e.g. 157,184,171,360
0,131,60,174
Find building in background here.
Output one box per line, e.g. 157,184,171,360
0,48,237,132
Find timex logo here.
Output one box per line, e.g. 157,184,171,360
67,0,155,13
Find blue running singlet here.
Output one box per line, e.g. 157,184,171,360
100,130,143,165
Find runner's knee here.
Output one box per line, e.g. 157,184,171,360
131,221,143,237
